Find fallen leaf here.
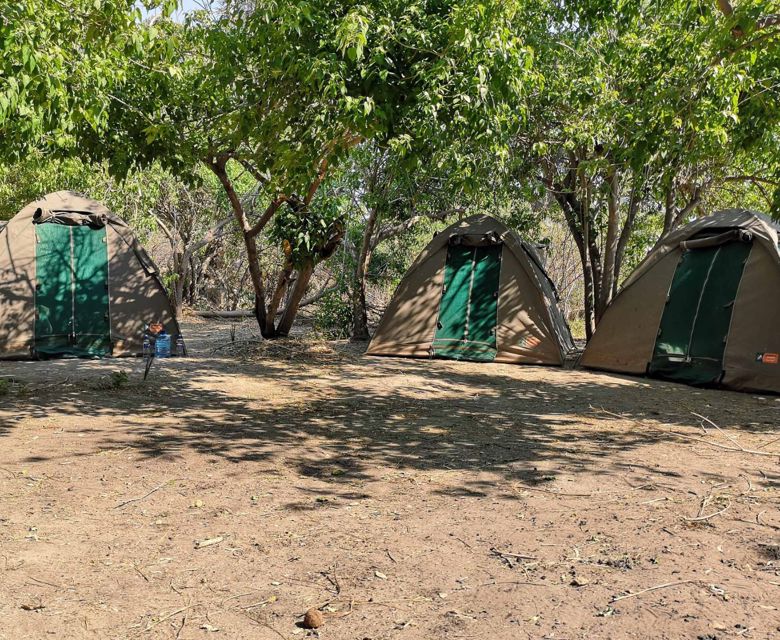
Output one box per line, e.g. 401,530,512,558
200,623,220,632
375,570,387,580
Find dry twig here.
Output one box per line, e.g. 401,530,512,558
115,480,172,509
143,605,197,632
490,548,538,561
611,580,699,603
593,407,780,457
684,501,731,522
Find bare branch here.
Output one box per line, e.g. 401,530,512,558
374,207,464,245
722,174,780,187
247,196,288,238
151,212,175,244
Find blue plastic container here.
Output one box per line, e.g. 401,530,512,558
155,331,171,358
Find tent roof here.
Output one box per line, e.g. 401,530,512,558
8,191,131,229
2,191,157,276
621,209,780,292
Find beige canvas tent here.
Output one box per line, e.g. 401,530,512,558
367,215,574,365
582,209,780,393
0,191,180,359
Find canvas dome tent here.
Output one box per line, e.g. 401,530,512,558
367,215,574,365
0,191,180,359
582,209,780,393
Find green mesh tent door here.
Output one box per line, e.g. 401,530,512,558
649,239,752,385
35,224,111,357
432,243,502,361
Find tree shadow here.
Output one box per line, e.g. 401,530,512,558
1,323,776,506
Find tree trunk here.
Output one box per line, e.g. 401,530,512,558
552,189,596,340
544,160,599,339
613,170,643,295
207,158,273,338
581,258,596,340
580,173,598,338
351,206,379,341
172,250,185,318
265,263,294,336
276,261,316,337
187,254,198,304
276,224,345,337
663,182,676,236
597,168,621,321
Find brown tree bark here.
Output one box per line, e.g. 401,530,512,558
543,158,641,339
276,224,345,337
207,148,354,338
613,170,643,296
265,263,294,336
547,177,597,340
208,157,273,337
351,206,379,341
275,261,316,337
661,181,704,239
597,167,621,321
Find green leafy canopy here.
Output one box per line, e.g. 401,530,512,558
79,1,538,195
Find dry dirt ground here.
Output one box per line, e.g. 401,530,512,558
0,318,778,640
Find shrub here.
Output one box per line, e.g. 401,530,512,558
313,287,353,339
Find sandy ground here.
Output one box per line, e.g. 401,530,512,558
0,317,778,640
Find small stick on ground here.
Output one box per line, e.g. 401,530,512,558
692,412,745,451
115,480,172,509
757,435,780,450
671,433,780,457
143,604,197,632
174,612,187,640
685,501,731,522
641,497,669,504
26,575,65,589
322,565,341,597
454,537,473,549
594,406,780,457
611,580,699,603
220,591,257,605
490,548,538,561
133,565,150,583
475,580,550,588
239,597,277,610
194,536,224,549
514,485,595,498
